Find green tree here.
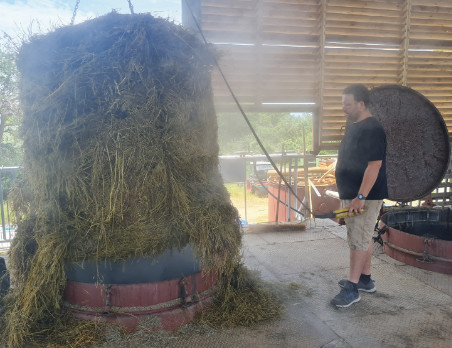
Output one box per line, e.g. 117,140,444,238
217,112,313,155
0,40,22,166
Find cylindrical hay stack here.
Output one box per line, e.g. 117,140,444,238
5,12,242,346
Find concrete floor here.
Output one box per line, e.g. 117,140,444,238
170,218,452,348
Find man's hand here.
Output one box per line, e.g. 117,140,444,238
346,160,382,217
347,197,365,217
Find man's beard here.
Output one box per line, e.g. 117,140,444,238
346,112,359,122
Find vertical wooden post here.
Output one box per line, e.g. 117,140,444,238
302,126,311,218
401,0,412,86
275,145,285,223
0,171,6,240
314,0,327,154
181,0,202,33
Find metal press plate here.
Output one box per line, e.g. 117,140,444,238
369,85,450,202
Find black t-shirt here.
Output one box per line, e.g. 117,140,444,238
335,117,388,200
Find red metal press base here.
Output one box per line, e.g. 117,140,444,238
67,296,215,332
63,272,218,332
381,225,452,275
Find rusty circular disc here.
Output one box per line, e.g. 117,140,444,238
369,85,450,202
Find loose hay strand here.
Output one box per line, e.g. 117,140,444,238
196,265,284,328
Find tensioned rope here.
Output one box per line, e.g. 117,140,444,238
70,0,80,25
71,0,135,25
127,0,135,15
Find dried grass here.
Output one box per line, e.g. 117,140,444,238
1,12,280,347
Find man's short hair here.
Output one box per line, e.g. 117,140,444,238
343,84,370,107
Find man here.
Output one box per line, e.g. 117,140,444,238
331,84,388,308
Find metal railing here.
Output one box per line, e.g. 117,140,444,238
219,153,337,222
0,166,21,243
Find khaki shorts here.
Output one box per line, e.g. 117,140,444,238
341,199,384,251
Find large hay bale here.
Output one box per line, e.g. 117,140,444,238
4,12,242,347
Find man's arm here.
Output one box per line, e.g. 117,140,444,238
347,160,382,215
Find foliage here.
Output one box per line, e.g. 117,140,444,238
0,38,22,166
217,112,313,155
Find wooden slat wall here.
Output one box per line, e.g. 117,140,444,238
320,0,405,147
186,0,452,151
202,0,322,113
407,0,452,138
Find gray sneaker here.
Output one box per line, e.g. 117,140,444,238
331,280,361,308
338,278,376,293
